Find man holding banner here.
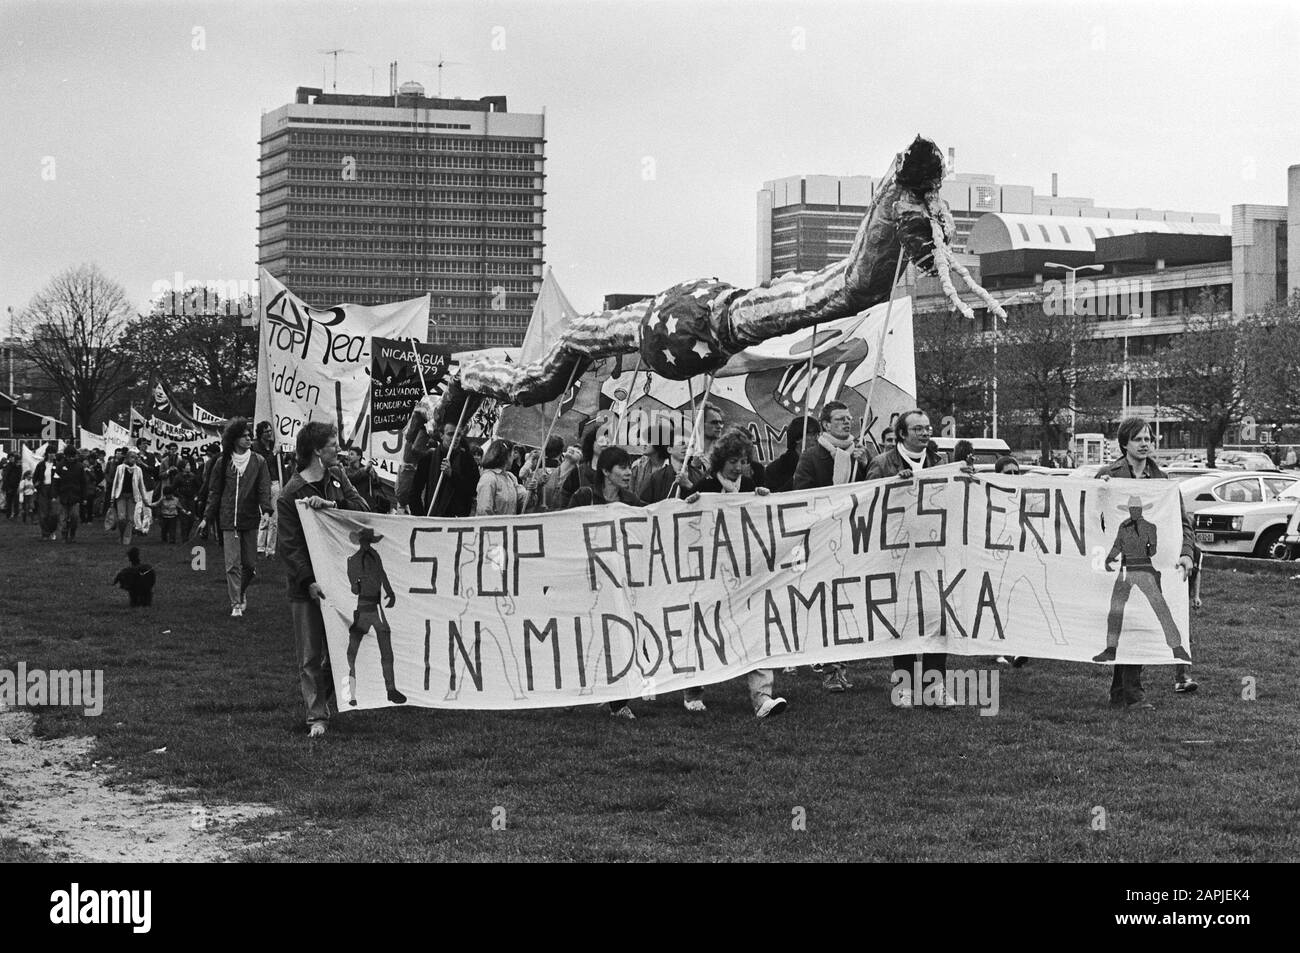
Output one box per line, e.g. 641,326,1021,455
277,421,370,738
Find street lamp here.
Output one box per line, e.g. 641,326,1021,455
988,289,1044,440
1121,312,1152,421
1044,262,1105,447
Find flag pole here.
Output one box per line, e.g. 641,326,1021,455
426,399,472,518
671,372,715,499
859,247,907,444
800,323,818,453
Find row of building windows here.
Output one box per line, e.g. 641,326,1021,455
286,274,537,304
284,243,536,259
269,150,539,172
275,222,538,241
281,185,540,206
433,313,532,329
265,203,539,224
272,168,541,189
282,132,541,154
290,117,473,130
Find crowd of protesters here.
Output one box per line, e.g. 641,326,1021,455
0,404,1201,738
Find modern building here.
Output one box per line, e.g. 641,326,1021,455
258,83,546,349
756,155,1219,284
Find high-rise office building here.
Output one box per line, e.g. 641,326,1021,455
258,83,546,349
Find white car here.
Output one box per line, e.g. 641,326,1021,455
1192,481,1300,560
1179,471,1300,516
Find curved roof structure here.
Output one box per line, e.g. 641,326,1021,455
968,213,1230,255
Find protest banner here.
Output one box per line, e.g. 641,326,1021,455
130,410,212,454
601,296,916,459
297,470,1191,711
192,402,224,429
369,337,452,442
104,420,131,446
254,270,429,474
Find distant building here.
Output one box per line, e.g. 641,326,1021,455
756,158,1218,284
258,84,546,349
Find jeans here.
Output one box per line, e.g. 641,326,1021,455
292,597,335,726
258,481,281,554
683,669,776,713
115,496,135,544
58,501,80,540
223,529,258,607
160,515,178,543
36,487,56,535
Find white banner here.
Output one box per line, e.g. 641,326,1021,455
192,402,224,428
104,420,131,446
130,410,212,455
297,471,1192,711
254,270,429,481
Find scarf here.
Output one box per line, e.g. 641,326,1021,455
716,473,742,494
818,433,855,485
231,450,252,476
899,444,927,472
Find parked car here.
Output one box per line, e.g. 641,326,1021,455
1180,470,1299,516
1192,481,1300,559
1215,451,1279,472
930,437,1012,467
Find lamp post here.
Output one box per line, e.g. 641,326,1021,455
1044,262,1104,448
1120,312,1152,421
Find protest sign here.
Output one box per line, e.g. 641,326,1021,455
130,410,212,454
254,270,429,468
369,337,452,436
297,471,1191,711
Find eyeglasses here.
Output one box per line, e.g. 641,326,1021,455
909,425,933,433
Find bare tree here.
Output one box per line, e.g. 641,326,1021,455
913,308,990,436
1159,291,1244,469
997,302,1093,464
14,264,137,429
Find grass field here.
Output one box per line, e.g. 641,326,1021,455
1,515,1297,862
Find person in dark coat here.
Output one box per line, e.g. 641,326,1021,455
766,416,821,493
3,455,22,520
793,401,872,693
410,420,479,517
54,450,86,542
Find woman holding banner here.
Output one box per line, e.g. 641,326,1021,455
198,418,273,618
473,440,525,517
682,430,787,719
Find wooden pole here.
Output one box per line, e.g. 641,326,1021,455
671,372,715,498
800,323,818,454
426,398,472,517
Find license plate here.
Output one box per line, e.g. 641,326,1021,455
1196,532,1214,543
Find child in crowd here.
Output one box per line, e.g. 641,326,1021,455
113,546,157,607
157,489,189,544
19,471,35,523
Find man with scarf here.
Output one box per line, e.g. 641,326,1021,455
793,400,872,692
864,409,951,708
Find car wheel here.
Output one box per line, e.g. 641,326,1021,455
1254,526,1291,560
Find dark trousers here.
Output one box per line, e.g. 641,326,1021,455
160,516,178,543
1110,665,1144,706
36,488,56,535
58,501,80,540
894,654,948,680
5,490,20,518
1105,568,1182,650
347,602,398,693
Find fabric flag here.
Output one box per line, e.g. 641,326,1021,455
494,269,601,449
150,379,220,435
601,296,916,460
254,269,429,481
295,472,1191,711
367,337,453,458
192,402,224,428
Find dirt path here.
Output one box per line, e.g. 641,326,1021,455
0,709,279,862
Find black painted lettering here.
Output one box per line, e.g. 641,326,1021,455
583,520,622,590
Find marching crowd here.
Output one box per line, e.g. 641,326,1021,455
1,404,1198,740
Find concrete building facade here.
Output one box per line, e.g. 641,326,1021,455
258,85,546,349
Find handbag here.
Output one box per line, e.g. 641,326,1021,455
134,500,152,533
103,504,118,532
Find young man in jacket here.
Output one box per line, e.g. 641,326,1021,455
198,419,273,617
864,409,950,708
277,422,369,737
793,401,873,692
1092,416,1196,709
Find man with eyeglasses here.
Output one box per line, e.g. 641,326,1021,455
793,400,873,692
678,404,726,493
865,409,950,708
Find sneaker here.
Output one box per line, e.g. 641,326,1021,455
823,672,846,693
755,697,788,719
308,722,327,738
781,667,799,675
609,706,636,720
995,656,1010,666
1092,647,1117,663
683,699,707,712
838,669,854,689
230,605,243,618
1125,701,1156,712
894,688,914,709
810,663,825,674
1174,678,1199,694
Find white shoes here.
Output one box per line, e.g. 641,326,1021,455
894,688,914,709
609,706,636,720
683,699,707,712
755,697,788,719
308,722,327,738
231,605,243,618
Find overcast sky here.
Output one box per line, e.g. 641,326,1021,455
3,0,1298,324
